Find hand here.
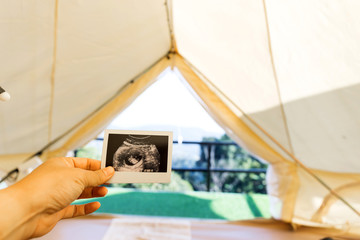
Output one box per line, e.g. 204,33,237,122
0,157,114,239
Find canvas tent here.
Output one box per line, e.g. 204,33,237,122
0,0,360,237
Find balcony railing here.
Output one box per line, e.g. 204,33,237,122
75,138,267,192
171,140,266,192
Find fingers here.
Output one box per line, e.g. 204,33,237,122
63,157,101,171
61,202,101,219
82,166,115,187
78,186,108,199
62,157,114,187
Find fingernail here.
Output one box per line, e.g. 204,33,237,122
103,166,114,176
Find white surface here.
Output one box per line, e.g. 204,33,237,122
36,215,357,240
102,218,191,240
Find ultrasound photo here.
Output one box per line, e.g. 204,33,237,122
111,135,162,172
101,130,172,185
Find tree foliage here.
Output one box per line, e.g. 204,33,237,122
184,134,268,193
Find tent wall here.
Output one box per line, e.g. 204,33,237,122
0,1,55,155
0,0,171,155
172,0,293,157
0,154,33,172
172,0,360,231
263,0,360,173
174,53,360,233
173,54,299,221
50,0,171,149
46,57,171,158
293,168,360,232
172,0,360,173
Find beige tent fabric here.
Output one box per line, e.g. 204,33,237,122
169,55,360,231
46,57,171,159
173,0,360,173
0,154,33,172
173,53,360,230
172,0,293,157
0,1,55,155
173,54,299,221
293,168,360,232
50,0,171,148
172,0,360,229
263,0,360,173
0,0,171,155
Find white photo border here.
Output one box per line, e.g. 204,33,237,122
101,129,173,183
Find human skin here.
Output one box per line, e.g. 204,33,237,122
0,157,114,239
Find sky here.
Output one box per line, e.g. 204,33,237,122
107,68,224,140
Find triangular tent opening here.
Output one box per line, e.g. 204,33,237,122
98,68,226,141
75,68,268,194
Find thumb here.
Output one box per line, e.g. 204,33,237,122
83,166,114,187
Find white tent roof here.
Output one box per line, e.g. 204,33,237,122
174,0,360,173
0,0,359,234
0,0,170,154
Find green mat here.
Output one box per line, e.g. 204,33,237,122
75,188,270,220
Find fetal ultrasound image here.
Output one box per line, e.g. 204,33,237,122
106,134,168,173
105,133,169,173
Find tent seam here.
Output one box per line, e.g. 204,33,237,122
48,0,59,145
165,0,177,54
262,0,294,156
